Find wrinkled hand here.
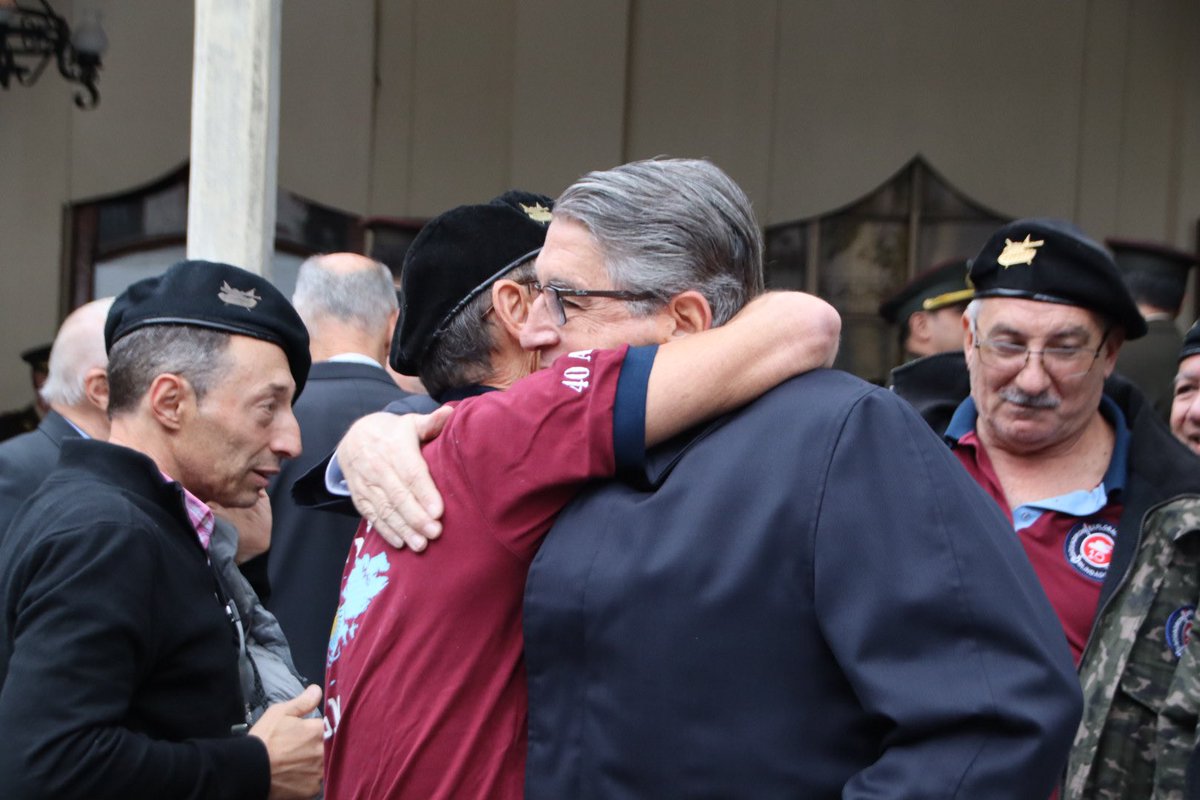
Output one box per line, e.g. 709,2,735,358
211,490,273,564
250,684,324,800
336,406,453,551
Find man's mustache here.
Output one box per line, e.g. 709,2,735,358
999,388,1059,409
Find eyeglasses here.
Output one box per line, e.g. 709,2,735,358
531,281,659,326
974,330,1110,380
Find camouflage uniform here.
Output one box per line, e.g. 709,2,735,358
1065,376,1200,799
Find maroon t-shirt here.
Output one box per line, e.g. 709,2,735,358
323,346,645,800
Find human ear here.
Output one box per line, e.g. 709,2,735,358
83,367,109,413
146,373,190,431
1100,330,1126,377
492,279,531,338
908,311,934,348
384,308,400,352
961,312,976,354
665,290,713,337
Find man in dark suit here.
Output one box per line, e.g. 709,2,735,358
0,299,112,537
252,252,433,684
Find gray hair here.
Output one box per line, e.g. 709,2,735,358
419,260,536,398
965,299,982,336
553,158,764,326
40,297,114,408
291,254,398,335
107,326,232,416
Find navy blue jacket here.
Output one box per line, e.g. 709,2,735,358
0,410,77,539
289,384,440,517
523,369,1082,799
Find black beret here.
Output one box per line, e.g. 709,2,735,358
968,218,1147,340
391,190,553,375
878,258,973,324
105,260,312,400
1181,319,1200,362
20,343,51,372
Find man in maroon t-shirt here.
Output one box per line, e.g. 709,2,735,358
319,192,840,799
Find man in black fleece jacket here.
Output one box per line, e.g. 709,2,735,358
0,260,323,800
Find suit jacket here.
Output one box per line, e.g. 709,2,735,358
523,370,1081,799
0,410,79,539
0,404,40,443
257,360,422,684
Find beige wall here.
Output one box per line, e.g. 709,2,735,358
0,44,73,413
1,0,1197,407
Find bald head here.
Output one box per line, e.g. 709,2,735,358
39,297,114,438
291,253,399,363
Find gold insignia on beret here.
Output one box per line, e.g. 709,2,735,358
997,235,1045,268
922,288,975,311
218,281,262,309
520,203,552,224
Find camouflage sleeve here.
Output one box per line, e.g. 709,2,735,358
1067,497,1200,800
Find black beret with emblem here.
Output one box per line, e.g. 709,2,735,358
878,258,973,325
105,259,312,399
19,343,51,373
968,218,1147,340
1180,319,1200,362
391,190,553,375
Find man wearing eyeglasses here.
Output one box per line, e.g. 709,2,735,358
333,162,1083,799
310,188,848,800
944,218,1200,799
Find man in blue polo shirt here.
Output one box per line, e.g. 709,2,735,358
946,218,1200,798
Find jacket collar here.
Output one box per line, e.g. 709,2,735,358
57,438,198,537
629,417,728,490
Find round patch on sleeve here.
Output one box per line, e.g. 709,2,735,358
1166,605,1195,659
1063,522,1116,582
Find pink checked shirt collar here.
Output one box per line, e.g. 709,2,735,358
160,471,216,552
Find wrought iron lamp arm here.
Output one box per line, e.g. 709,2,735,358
0,0,103,107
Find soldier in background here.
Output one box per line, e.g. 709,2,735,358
879,257,974,433
0,343,51,442
1108,237,1198,420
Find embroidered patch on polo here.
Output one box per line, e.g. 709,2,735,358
1063,522,1115,582
1166,605,1195,659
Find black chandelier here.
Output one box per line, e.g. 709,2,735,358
0,0,107,108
